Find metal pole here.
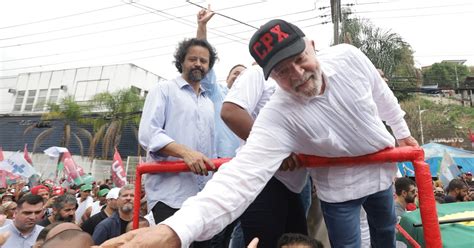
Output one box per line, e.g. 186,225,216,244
418,105,425,145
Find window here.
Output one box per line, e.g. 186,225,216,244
24,90,36,111
34,89,48,112
13,90,25,111
49,89,59,104
75,80,108,102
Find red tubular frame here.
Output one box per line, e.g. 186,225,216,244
133,147,441,248
396,224,421,248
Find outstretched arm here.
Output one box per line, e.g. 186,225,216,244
196,5,214,40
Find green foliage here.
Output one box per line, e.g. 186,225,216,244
339,8,417,80
423,62,469,88
87,88,145,159
400,97,473,149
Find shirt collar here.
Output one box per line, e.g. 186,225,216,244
10,222,39,238
175,76,207,96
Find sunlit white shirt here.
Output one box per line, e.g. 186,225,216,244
163,44,411,247
139,75,215,209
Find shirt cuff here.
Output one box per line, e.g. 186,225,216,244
161,217,193,248
149,133,174,155
390,118,411,140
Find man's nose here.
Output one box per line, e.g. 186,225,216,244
289,63,304,79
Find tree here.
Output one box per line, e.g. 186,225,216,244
339,8,417,101
340,8,416,79
88,88,145,159
24,96,92,155
423,62,469,88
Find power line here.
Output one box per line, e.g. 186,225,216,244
1,7,324,64
351,2,473,14
0,3,128,30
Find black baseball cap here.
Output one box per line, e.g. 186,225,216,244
249,19,306,79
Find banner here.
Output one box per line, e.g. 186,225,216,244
0,147,4,162
398,201,474,247
111,148,127,187
0,152,36,178
0,170,20,188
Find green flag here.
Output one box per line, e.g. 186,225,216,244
398,201,474,247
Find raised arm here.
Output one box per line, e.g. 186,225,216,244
196,5,214,40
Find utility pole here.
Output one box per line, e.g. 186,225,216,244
331,0,341,44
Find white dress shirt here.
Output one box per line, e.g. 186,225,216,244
163,44,411,247
224,65,308,193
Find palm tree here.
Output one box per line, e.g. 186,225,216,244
24,96,92,156
88,88,144,159
339,8,416,79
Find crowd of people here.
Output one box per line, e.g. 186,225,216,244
1,5,473,248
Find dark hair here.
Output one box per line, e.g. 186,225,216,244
226,64,246,80
395,177,416,196
17,194,43,209
277,233,323,248
52,193,77,210
447,178,467,192
173,38,217,73
99,184,110,190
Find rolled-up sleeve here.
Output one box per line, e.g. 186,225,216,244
161,109,294,247
139,84,175,153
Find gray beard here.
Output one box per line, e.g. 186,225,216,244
121,204,133,213
188,69,205,82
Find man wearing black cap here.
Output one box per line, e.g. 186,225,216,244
103,19,418,248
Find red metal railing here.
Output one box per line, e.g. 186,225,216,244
133,146,441,248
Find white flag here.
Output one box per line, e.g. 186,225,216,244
0,152,37,178
438,151,456,186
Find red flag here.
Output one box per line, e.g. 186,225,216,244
24,144,33,165
0,147,4,162
469,129,474,142
111,148,127,187
61,151,83,184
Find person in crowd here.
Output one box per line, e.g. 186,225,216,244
444,178,469,203
88,188,110,217
103,19,417,248
125,216,150,233
0,194,44,248
92,184,134,245
394,177,417,219
37,193,77,227
81,187,120,236
75,184,93,225
42,229,93,248
0,201,17,219
137,6,219,247
30,185,50,203
434,187,445,204
276,233,323,248
464,171,474,189
31,185,55,217
44,222,82,241
226,64,247,89
1,193,14,204
33,221,65,248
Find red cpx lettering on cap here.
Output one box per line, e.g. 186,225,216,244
249,19,306,80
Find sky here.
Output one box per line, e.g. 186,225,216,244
1,0,473,83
